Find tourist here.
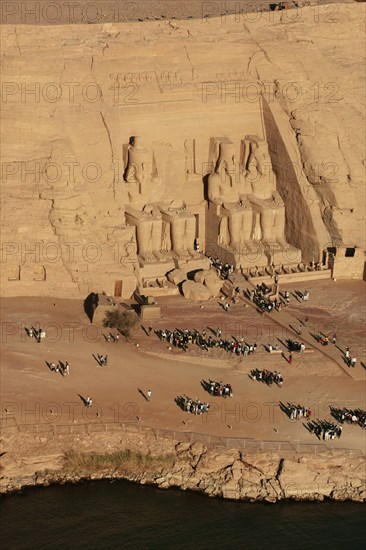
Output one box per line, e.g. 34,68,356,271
345,347,350,359
350,357,357,368
147,389,152,402
307,418,342,440
29,328,33,338
289,354,293,364
286,403,312,420
250,369,283,387
332,333,337,344
86,396,92,407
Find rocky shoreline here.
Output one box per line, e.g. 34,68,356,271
1,427,365,502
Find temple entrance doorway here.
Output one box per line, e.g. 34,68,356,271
114,280,122,297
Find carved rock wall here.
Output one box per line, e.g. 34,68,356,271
1,4,365,297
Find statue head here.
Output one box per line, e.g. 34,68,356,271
216,142,237,174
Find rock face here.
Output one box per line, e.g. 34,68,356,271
1,4,365,299
194,269,222,297
181,280,211,301
1,428,365,503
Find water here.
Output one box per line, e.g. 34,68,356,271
1,480,365,550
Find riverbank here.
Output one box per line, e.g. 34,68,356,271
1,425,365,502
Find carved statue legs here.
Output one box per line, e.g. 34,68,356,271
171,217,189,258
171,215,197,259
228,213,242,250
136,218,162,262
228,210,253,250
136,221,153,261
259,206,286,247
260,208,276,243
151,218,164,260
184,216,197,256
240,209,254,244
274,205,287,247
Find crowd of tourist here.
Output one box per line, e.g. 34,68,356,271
250,369,283,387
202,379,233,398
176,395,211,415
330,407,366,428
206,255,234,279
280,402,312,419
156,328,257,357
25,269,364,453
247,283,281,313
306,419,343,440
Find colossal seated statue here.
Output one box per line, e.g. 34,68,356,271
124,137,198,262
242,135,287,247
158,199,197,259
124,137,166,262
208,139,253,250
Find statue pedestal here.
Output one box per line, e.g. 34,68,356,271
177,255,211,274
264,242,302,267
205,241,268,271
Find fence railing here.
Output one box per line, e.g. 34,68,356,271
1,417,364,457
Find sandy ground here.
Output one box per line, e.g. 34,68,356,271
1,279,365,451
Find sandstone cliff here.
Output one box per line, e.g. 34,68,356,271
1,427,365,502
1,3,365,297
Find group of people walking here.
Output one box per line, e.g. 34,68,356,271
49,361,69,376
206,255,234,280
204,380,233,398
331,407,366,428
306,419,343,441
176,395,211,415
105,333,119,343
27,327,46,343
248,283,281,313
281,402,312,420
250,369,283,387
156,328,257,357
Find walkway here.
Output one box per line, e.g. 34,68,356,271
231,274,366,381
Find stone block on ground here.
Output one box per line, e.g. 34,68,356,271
140,305,161,320
167,268,187,285
194,268,223,297
182,280,211,302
